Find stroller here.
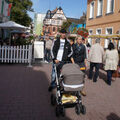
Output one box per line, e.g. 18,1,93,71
50,63,86,117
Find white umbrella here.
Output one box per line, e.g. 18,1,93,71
0,21,27,30
0,21,28,45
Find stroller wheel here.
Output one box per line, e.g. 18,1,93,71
75,104,80,115
51,94,56,106
60,106,65,117
56,106,60,117
81,105,86,115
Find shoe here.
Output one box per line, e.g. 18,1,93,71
88,78,92,80
93,79,97,82
48,84,56,92
80,90,86,96
45,60,48,63
48,86,53,92
107,81,111,86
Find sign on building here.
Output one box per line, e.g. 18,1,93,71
0,0,12,22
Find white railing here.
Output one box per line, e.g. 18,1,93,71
0,45,32,66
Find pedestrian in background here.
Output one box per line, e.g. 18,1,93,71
88,38,104,82
45,36,53,63
104,42,119,85
86,41,91,54
118,47,120,74
82,37,88,59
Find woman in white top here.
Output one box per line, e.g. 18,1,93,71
104,42,119,85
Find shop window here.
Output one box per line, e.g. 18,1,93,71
88,30,93,45
106,28,113,35
104,27,113,48
96,28,102,35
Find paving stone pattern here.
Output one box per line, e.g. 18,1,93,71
0,64,120,120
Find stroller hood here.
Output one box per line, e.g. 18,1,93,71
61,63,84,76
61,63,85,87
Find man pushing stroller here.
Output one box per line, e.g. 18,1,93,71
48,30,86,116
48,29,74,92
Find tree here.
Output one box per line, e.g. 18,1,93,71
61,20,72,32
9,0,34,26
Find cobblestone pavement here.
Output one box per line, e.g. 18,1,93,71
0,63,120,120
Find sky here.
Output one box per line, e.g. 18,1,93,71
28,0,87,20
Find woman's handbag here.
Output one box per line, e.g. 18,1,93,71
112,66,120,78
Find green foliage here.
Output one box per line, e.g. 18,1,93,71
61,20,72,32
9,0,33,26
14,35,34,45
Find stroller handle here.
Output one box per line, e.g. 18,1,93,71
80,67,86,71
53,60,71,64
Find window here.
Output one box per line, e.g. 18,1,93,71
106,0,114,14
104,27,113,48
48,27,51,33
53,27,56,32
57,17,62,20
88,30,93,45
57,20,60,25
89,2,94,18
52,20,55,24
96,28,102,35
97,0,103,16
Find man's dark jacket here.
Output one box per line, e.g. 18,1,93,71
51,38,73,62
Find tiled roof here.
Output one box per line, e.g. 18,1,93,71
51,7,58,14
45,7,63,19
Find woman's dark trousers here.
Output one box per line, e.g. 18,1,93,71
107,70,114,85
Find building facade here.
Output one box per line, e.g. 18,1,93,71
68,13,86,34
86,0,120,48
34,13,46,36
43,7,67,37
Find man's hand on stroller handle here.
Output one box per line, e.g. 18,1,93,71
54,58,74,64
55,60,60,64
71,57,75,64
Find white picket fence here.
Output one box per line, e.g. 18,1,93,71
0,45,32,65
